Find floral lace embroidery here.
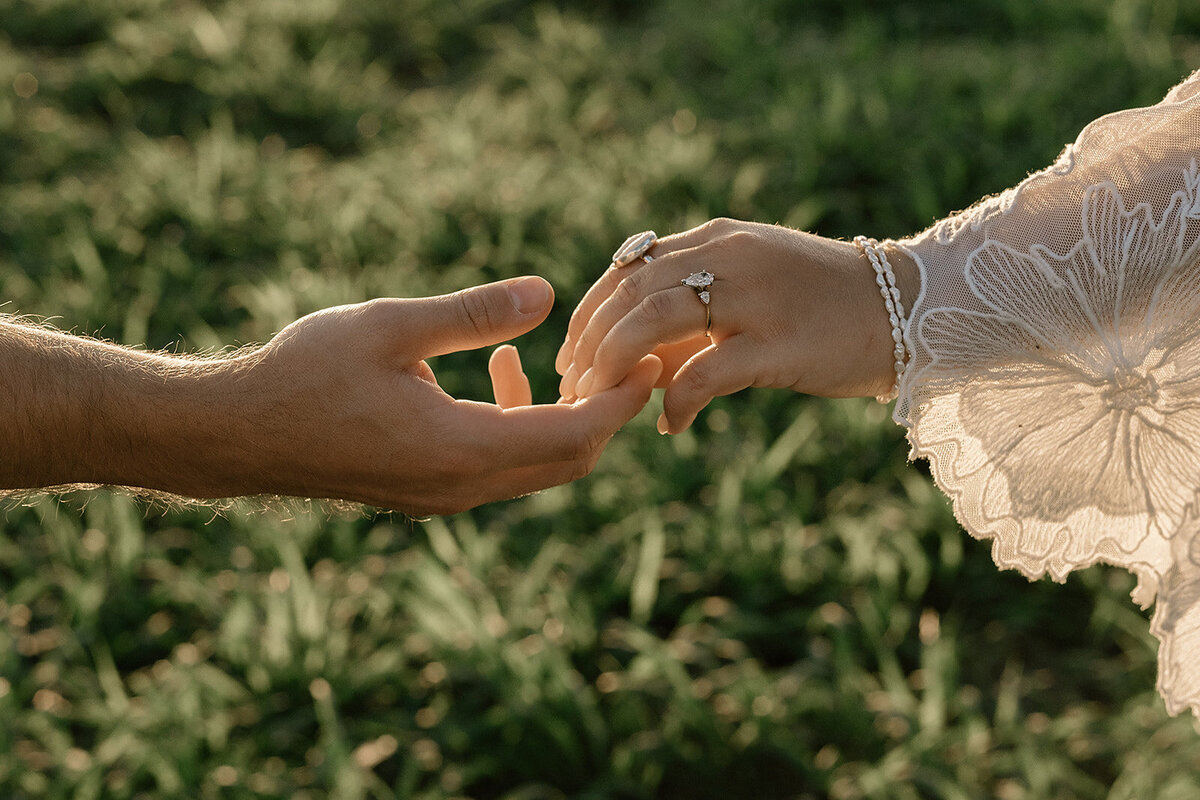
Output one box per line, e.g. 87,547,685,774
902,160,1200,716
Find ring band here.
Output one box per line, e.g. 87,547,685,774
682,270,714,336
611,231,657,269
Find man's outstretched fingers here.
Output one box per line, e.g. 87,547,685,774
408,277,554,360
490,355,662,469
659,336,759,434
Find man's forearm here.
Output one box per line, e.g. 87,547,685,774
0,318,254,497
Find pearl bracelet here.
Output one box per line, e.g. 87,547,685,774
854,235,908,403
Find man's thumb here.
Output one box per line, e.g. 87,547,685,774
408,277,554,359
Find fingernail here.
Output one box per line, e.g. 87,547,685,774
656,414,669,435
576,368,595,397
508,277,551,315
559,363,578,397
555,338,572,374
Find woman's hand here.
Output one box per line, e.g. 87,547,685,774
556,219,919,433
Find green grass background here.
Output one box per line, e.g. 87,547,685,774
3,0,1200,797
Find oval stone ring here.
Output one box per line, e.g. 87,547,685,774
610,230,657,269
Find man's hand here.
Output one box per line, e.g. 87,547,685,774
236,277,661,513
0,277,661,514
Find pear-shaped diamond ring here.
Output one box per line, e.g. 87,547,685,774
681,271,714,335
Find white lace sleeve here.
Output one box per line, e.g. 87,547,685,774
894,69,1200,717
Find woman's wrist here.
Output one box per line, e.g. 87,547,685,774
887,246,921,327
839,236,921,400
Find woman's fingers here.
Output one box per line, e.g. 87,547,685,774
557,266,626,373
659,335,761,434
564,244,717,397
556,264,638,388
564,267,678,396
488,344,532,409
558,255,664,376
556,222,739,376
576,285,711,397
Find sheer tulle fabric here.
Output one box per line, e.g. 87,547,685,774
895,70,1200,716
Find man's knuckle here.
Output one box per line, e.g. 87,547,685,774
456,289,498,339
356,298,399,329
752,371,783,389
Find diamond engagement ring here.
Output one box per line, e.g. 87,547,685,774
610,230,657,268
682,270,714,335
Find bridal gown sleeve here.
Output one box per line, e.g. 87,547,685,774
893,69,1200,717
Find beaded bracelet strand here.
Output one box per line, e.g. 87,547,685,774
853,235,908,403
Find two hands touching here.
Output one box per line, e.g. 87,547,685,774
0,220,916,515
245,214,923,514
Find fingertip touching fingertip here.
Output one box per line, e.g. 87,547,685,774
554,337,572,374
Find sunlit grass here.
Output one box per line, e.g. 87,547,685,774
4,1,1200,797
